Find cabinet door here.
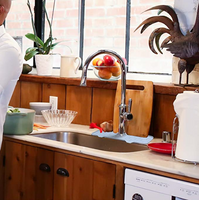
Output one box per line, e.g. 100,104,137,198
3,141,38,200
3,141,54,200
24,146,54,200
23,145,37,200
69,155,94,200
54,152,116,200
53,152,70,200
54,153,93,200
4,141,25,200
36,148,54,200
93,160,116,200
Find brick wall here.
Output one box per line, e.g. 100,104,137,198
6,0,33,63
6,0,178,74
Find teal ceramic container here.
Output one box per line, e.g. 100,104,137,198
3,108,35,135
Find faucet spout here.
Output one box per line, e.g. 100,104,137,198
80,67,88,86
80,49,132,135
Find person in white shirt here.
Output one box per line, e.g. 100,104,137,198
0,0,23,148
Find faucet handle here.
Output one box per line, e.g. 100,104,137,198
123,98,133,121
128,98,132,113
126,113,133,120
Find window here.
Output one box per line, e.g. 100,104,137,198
45,0,79,56
81,0,174,75
84,0,126,62
6,0,174,76
129,0,173,75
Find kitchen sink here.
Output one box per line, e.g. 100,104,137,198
31,131,149,152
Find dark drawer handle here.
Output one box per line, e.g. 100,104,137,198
39,163,51,172
57,168,69,177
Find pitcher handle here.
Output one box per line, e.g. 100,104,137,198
171,115,178,158
75,57,81,74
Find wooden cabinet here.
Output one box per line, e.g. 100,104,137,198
1,141,117,200
54,152,116,200
3,141,54,200
35,148,54,200
4,141,25,200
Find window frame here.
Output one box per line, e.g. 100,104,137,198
34,0,45,42
34,0,172,76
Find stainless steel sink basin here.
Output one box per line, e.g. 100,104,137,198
32,131,149,152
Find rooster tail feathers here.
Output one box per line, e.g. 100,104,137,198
144,5,179,24
161,36,172,49
155,34,164,54
149,32,163,54
134,16,174,33
140,23,153,33
149,28,170,54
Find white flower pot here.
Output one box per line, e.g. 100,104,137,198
35,54,53,76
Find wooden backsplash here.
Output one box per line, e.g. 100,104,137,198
9,74,199,138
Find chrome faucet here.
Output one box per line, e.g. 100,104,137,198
80,49,133,135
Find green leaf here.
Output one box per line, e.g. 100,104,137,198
25,33,44,47
45,46,51,54
43,37,53,51
24,49,39,61
25,47,38,54
50,42,60,49
44,42,58,54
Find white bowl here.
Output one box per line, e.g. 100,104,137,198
29,102,52,115
41,109,77,127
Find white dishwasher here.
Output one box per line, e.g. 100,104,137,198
124,168,199,200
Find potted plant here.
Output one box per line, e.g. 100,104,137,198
24,0,59,75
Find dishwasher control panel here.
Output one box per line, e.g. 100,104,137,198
124,169,199,200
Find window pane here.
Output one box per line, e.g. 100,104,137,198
129,0,174,74
45,0,79,56
84,0,126,62
6,0,35,65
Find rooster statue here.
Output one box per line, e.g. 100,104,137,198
135,5,199,85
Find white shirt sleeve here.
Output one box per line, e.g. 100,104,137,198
0,45,22,93
0,29,23,149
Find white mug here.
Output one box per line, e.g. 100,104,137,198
60,55,81,78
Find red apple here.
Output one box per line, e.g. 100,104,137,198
96,59,104,66
103,55,115,66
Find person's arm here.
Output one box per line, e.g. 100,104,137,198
0,45,22,92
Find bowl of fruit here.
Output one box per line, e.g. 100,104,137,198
91,54,127,81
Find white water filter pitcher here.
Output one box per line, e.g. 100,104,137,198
173,91,199,163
